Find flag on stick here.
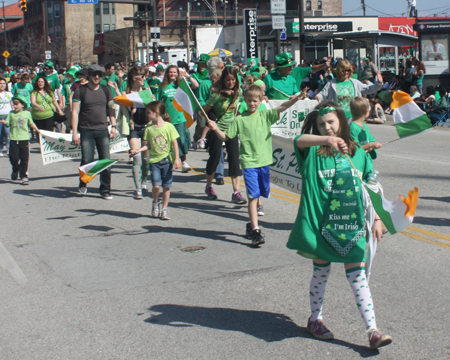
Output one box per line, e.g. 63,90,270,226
173,77,200,128
391,91,432,138
114,89,154,108
366,186,419,235
79,159,117,184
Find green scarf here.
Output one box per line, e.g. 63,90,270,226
321,154,366,257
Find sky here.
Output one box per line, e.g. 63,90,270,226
3,0,450,17
343,0,450,17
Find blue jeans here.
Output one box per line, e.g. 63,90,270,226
79,128,111,194
150,156,173,188
0,115,10,151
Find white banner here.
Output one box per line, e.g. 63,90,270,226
39,129,130,165
267,99,318,137
270,134,302,194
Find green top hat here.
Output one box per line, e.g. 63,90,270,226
12,95,28,106
197,54,211,64
275,52,296,68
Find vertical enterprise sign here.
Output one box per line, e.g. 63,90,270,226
244,9,258,68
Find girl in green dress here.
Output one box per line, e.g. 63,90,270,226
287,101,392,350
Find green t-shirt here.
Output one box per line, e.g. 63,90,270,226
61,82,73,106
119,80,128,94
12,83,34,108
350,122,377,160
197,79,212,106
263,70,298,100
336,80,355,118
238,101,267,113
142,122,180,164
147,78,161,91
100,73,120,97
206,88,243,131
34,73,60,92
291,66,312,89
4,110,34,140
351,73,359,79
156,82,185,125
225,108,278,169
31,90,55,120
286,135,373,263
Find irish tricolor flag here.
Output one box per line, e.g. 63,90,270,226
114,89,154,108
173,78,200,128
366,186,419,235
391,91,433,138
79,159,117,183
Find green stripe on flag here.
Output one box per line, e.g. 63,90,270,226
395,113,432,138
179,79,199,111
366,187,397,235
88,159,117,176
139,89,154,106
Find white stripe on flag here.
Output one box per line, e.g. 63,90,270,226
381,195,413,232
393,101,425,124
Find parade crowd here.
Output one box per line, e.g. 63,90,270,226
3,49,440,350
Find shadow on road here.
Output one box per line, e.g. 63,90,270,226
13,186,80,198
144,304,379,356
411,216,449,227
421,196,450,203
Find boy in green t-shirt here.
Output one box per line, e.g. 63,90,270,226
0,95,40,185
207,85,303,247
349,96,382,160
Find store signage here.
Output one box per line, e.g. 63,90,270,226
244,9,258,68
270,0,286,15
287,21,353,33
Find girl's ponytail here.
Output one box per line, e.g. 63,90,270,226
162,113,171,123
146,100,171,122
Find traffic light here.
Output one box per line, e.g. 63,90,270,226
19,0,27,12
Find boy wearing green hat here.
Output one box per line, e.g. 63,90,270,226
12,73,33,109
191,54,210,85
0,95,40,185
263,52,298,99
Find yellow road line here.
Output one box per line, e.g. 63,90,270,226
400,231,450,250
407,226,450,243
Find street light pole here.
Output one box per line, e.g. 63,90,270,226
2,1,7,66
152,0,157,62
298,0,305,61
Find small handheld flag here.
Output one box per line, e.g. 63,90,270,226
172,77,201,129
114,89,154,108
79,159,117,184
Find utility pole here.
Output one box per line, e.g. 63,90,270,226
145,4,149,63
223,0,226,27
151,0,157,62
298,0,305,61
2,1,7,66
234,0,237,24
361,0,366,16
186,1,190,62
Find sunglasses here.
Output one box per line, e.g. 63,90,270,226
344,69,352,73
44,67,51,70
91,72,103,78
133,75,144,80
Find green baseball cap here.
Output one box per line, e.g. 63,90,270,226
44,61,54,68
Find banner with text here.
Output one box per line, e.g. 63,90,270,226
39,129,130,165
244,9,258,68
267,99,318,137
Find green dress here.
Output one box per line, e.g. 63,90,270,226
287,135,373,263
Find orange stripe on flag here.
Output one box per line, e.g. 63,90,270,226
173,101,194,129
113,95,134,108
391,91,413,110
401,187,419,218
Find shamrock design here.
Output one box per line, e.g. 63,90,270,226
338,233,347,240
318,106,337,116
59,137,65,143
326,224,331,229
336,178,344,186
330,199,340,211
351,213,357,219
346,189,354,197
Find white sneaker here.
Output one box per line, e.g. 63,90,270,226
141,184,148,191
134,190,143,199
182,162,192,173
197,138,206,149
152,202,160,218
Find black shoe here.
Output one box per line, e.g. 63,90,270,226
245,222,252,239
11,171,18,180
101,192,113,200
250,229,265,247
215,178,224,185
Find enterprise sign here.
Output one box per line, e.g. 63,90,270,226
287,21,353,33
244,9,258,67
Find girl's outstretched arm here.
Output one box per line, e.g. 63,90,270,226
296,135,348,154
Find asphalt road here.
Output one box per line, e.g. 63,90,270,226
0,118,449,359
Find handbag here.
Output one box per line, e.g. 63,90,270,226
53,112,67,123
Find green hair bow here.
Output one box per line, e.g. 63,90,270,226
318,106,337,116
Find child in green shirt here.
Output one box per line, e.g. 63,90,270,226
207,85,303,247
1,95,40,184
349,97,382,160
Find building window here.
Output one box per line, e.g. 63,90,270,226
103,24,110,32
306,1,311,11
96,24,101,33
267,2,270,10
255,2,259,9
48,7,53,20
179,4,184,11
196,2,201,9
54,4,60,17
48,27,54,34
103,3,109,15
111,3,115,14
112,24,115,30
94,4,100,15
48,19,53,28
55,26,61,38
318,1,322,9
